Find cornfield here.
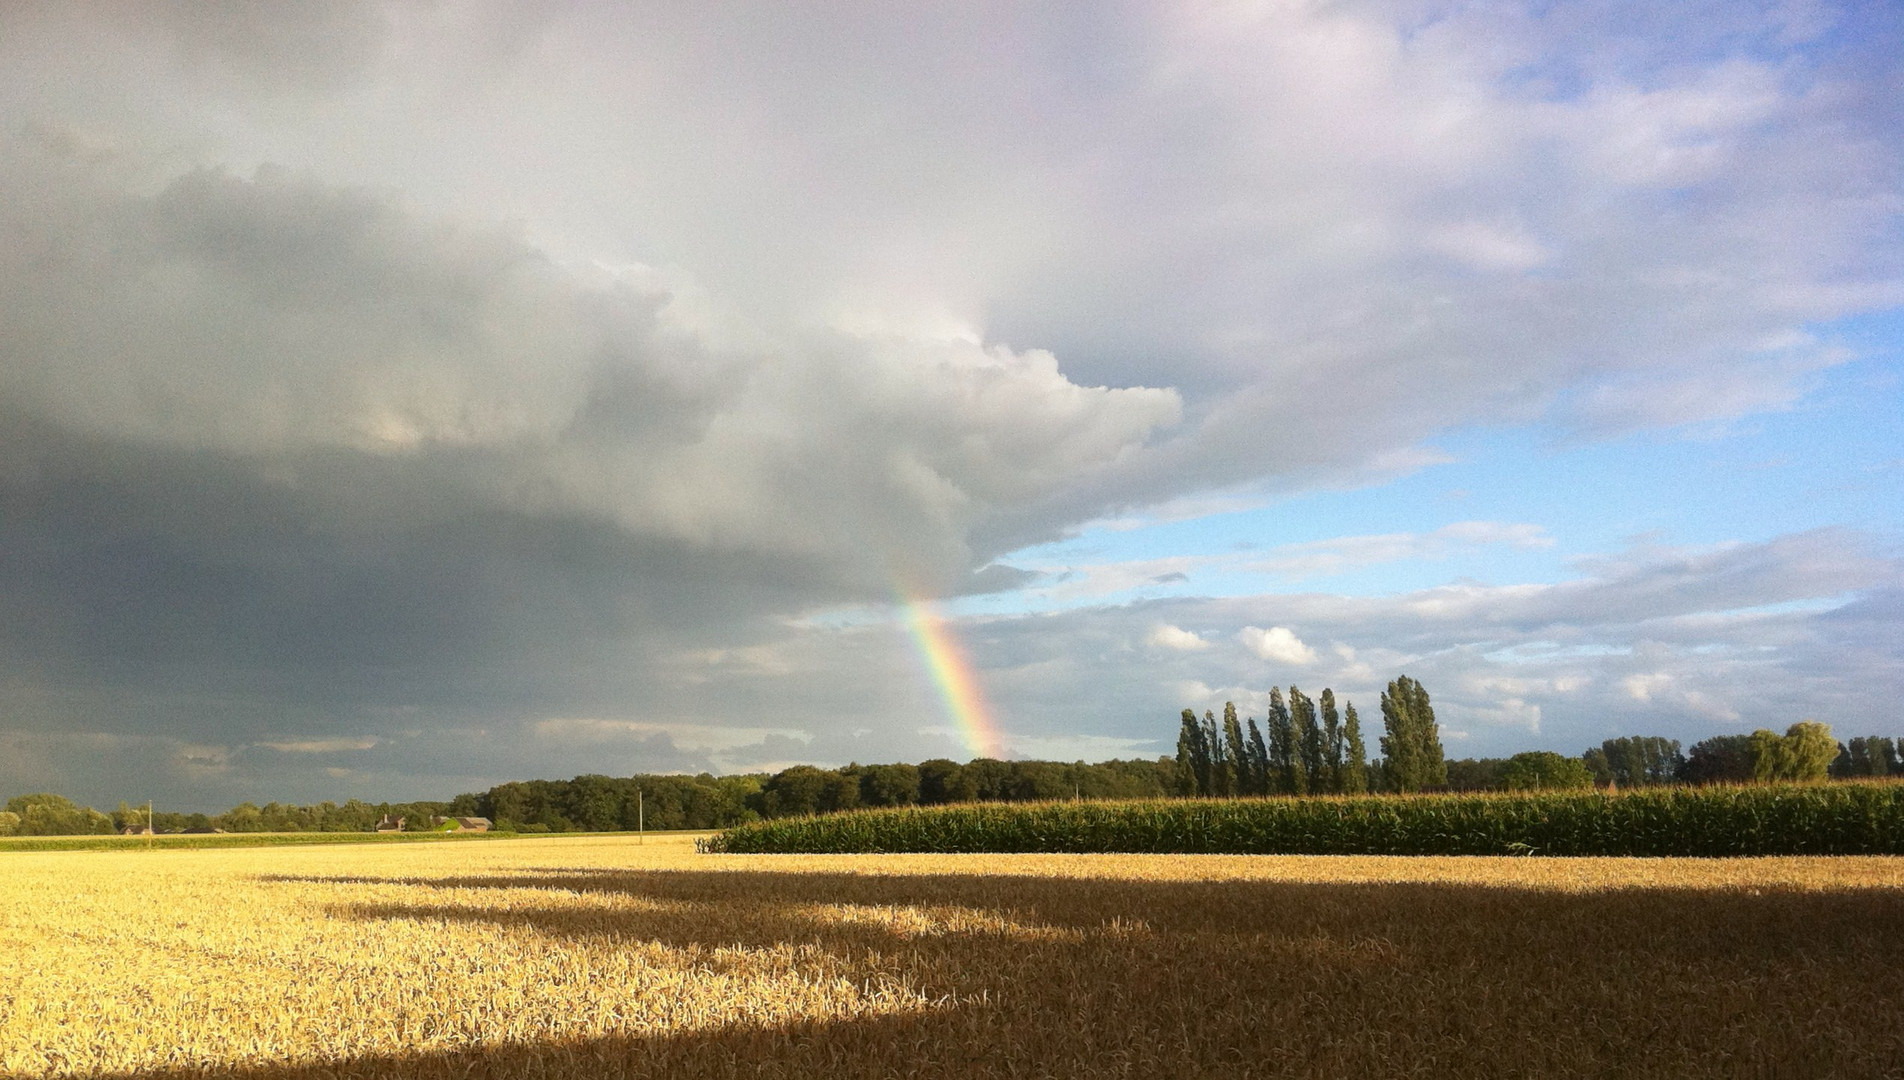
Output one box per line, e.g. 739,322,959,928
704,782,1904,856
4,835,1902,1077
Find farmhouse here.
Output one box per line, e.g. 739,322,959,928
426,815,492,832
375,814,406,833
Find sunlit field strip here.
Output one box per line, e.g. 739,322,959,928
3,836,1901,1078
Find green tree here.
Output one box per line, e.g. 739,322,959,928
1364,758,1387,793
1201,710,1231,797
1245,717,1269,797
1499,752,1595,791
4,793,113,836
1582,747,1613,787
1773,726,1836,781
1832,737,1902,778
819,769,862,812
1378,675,1445,793
964,758,1015,800
1220,702,1246,798
859,763,921,807
1751,721,1837,783
564,775,625,831
709,775,764,826
918,759,978,803
485,783,532,828
1176,709,1210,796
1266,688,1303,795
1445,758,1512,791
1291,687,1324,794
1597,737,1684,787
1318,689,1343,795
762,765,830,816
219,802,266,832
1678,735,1755,784
1749,729,1790,782
1340,703,1368,794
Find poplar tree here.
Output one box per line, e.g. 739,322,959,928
1319,688,1343,795
1340,703,1368,794
1291,687,1324,793
1176,709,1209,796
1378,675,1445,792
1267,687,1305,795
1245,717,1269,796
1203,710,1230,796
1222,702,1247,798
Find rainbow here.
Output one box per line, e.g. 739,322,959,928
898,597,1006,760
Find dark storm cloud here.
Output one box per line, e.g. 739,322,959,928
0,411,857,727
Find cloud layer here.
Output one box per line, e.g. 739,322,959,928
0,1,1898,806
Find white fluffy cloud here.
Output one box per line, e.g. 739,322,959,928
1146,624,1211,652
1237,626,1320,666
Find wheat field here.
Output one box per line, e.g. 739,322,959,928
4,835,1902,1078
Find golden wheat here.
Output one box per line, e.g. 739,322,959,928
3,835,1901,1078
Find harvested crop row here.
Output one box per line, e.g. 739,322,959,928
702,782,1904,856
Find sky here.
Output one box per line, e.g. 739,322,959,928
1,0,1900,810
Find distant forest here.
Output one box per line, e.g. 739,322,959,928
4,677,1899,836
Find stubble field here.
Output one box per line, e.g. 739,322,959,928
4,835,1902,1078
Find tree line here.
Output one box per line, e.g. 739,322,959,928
1170,674,1897,797
0,760,1181,837
1443,724,1890,792
449,760,1182,832
0,792,472,837
4,687,1899,835
464,758,1179,830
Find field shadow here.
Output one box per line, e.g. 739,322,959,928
112,868,1904,1079
268,865,1900,962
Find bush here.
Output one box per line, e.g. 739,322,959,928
701,783,1904,857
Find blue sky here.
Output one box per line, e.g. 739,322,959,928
0,0,1899,808
981,327,1904,611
